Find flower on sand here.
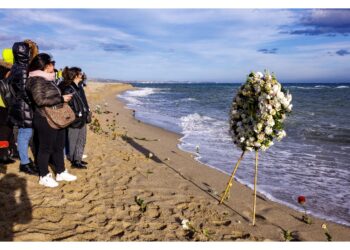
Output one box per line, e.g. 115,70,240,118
321,223,332,241
297,195,312,224
181,219,190,230
298,195,306,205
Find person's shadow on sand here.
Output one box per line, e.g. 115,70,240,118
0,173,32,241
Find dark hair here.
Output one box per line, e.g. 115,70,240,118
28,53,54,72
62,66,82,86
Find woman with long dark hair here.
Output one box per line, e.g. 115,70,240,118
60,67,90,169
26,53,76,187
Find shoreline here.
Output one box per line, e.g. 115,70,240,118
1,81,349,241
117,83,350,228
102,82,350,240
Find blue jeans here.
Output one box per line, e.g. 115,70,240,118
17,128,33,165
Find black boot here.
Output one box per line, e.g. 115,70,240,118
71,160,87,169
19,162,39,176
81,160,88,165
29,158,39,172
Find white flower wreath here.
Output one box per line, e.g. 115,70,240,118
229,71,292,152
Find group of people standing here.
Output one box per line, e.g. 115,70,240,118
0,39,91,188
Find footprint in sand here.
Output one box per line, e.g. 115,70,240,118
212,220,232,226
175,202,189,210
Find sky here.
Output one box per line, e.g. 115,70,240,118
0,9,349,83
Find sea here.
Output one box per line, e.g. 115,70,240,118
118,82,350,226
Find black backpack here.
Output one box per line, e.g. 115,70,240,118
0,77,16,108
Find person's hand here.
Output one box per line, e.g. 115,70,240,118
63,94,73,102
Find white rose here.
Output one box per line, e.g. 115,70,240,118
262,113,269,120
286,104,293,112
257,133,265,141
257,123,263,131
266,118,275,127
240,137,245,143
274,101,281,111
277,91,285,100
277,130,286,141
246,146,253,152
254,142,261,148
261,145,267,151
265,126,273,135
282,100,289,108
272,85,279,95
256,72,263,79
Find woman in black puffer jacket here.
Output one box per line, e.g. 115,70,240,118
26,53,77,188
7,42,37,175
0,58,14,165
60,67,90,169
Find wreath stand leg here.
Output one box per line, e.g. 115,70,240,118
219,151,245,204
252,150,259,226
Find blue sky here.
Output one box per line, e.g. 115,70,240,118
0,9,349,83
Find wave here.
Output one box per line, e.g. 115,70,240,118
124,87,159,97
288,85,350,90
315,85,331,88
118,87,160,106
180,97,198,102
179,113,230,138
180,113,215,134
289,86,321,90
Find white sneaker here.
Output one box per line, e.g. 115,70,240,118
56,170,77,182
82,154,88,159
39,173,59,188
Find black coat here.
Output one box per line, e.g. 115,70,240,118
60,82,90,128
7,42,33,128
26,76,64,117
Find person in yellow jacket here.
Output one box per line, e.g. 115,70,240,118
2,48,14,64
0,48,15,164
0,66,14,164
1,48,13,107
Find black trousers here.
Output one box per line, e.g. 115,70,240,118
33,113,65,177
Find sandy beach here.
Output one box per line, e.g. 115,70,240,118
0,81,349,241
